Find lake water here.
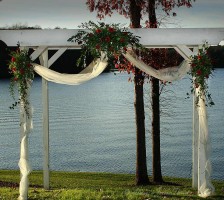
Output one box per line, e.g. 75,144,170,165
0,69,223,180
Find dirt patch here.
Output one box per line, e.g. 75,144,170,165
0,180,19,188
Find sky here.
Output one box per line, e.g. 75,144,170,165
0,0,224,29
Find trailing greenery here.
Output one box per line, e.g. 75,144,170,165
8,43,34,117
188,42,215,106
0,170,223,200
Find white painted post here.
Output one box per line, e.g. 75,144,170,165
19,102,29,200
192,89,199,189
40,50,50,190
18,46,32,200
192,47,199,189
197,92,215,197
198,92,208,195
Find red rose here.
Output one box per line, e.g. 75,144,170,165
14,77,18,81
108,27,115,33
20,69,24,74
191,63,196,67
95,29,102,34
96,44,101,49
198,55,202,60
27,63,32,67
109,47,114,52
120,38,125,43
196,69,202,76
11,57,16,62
115,64,119,68
195,83,199,88
105,36,111,42
11,67,16,72
123,47,127,52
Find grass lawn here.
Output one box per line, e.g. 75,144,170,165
0,170,223,200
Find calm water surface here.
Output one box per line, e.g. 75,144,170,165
0,70,223,180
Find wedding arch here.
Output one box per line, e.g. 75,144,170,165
0,28,223,200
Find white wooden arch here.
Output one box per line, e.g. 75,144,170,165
0,28,223,200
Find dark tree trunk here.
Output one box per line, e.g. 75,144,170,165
134,71,150,185
130,0,150,185
151,77,163,183
148,0,164,183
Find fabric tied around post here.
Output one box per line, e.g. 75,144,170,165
18,81,33,200
197,92,215,198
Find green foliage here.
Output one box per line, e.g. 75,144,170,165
8,43,34,117
68,21,143,67
0,170,224,199
188,42,215,107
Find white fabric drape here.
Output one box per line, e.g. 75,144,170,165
196,89,215,198
123,50,191,81
33,54,108,85
18,82,33,200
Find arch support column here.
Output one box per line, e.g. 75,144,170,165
40,49,50,190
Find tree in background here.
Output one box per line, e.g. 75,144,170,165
146,0,195,183
0,23,41,30
86,0,195,184
87,0,149,185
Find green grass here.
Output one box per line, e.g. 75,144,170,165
0,170,223,200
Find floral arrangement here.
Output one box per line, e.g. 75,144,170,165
188,42,214,106
68,21,143,67
8,44,34,117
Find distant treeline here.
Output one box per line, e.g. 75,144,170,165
0,23,65,30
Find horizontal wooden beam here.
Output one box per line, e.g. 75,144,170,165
0,28,223,47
